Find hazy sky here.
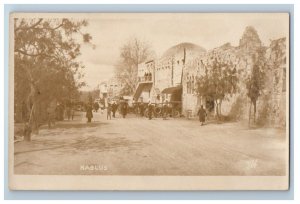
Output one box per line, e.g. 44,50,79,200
78,13,289,91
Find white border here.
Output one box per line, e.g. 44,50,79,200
1,0,299,203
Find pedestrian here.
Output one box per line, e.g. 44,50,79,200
55,102,64,121
107,103,112,120
86,103,93,123
162,100,168,120
112,101,118,118
140,102,145,117
121,101,128,118
197,105,207,126
47,105,56,128
66,106,71,120
100,102,105,114
94,102,99,112
148,102,153,120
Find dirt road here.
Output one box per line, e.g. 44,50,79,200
14,111,287,175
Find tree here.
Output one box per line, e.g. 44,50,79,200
196,57,238,119
14,18,92,140
115,37,153,95
246,48,266,126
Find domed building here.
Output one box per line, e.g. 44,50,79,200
134,42,206,112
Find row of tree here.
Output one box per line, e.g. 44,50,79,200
14,18,92,140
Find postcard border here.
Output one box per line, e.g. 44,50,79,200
4,4,294,200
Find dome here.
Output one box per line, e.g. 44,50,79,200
161,42,206,59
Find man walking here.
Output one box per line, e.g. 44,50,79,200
86,103,93,123
112,101,118,118
197,105,207,126
121,101,128,118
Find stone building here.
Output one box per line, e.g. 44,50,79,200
107,77,124,99
134,42,206,105
133,27,287,126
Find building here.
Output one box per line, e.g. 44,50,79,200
107,77,124,99
134,60,155,103
134,42,206,106
133,27,287,126
99,81,108,99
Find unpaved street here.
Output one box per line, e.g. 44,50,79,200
14,111,287,175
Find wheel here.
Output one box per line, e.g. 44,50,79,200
154,107,161,116
144,110,149,117
172,110,180,118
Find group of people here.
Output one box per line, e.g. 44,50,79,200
85,99,208,126
46,101,75,128
138,72,153,82
106,101,126,120
86,101,120,122
144,72,152,81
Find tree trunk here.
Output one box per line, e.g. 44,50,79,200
215,100,220,120
253,100,257,124
248,101,252,127
219,100,222,116
24,82,39,141
214,100,218,119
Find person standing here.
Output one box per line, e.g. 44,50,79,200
121,101,128,118
86,103,93,123
65,101,72,121
71,103,75,120
197,105,207,126
47,105,56,128
112,101,117,118
107,103,112,120
94,102,100,113
139,102,145,117
148,102,153,120
162,100,168,120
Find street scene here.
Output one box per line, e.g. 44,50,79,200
12,13,288,176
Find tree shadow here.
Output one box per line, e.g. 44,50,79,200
14,136,147,156
40,122,109,130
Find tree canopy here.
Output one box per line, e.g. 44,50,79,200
196,56,238,117
14,18,92,139
115,37,153,95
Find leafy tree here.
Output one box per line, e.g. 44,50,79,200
246,48,266,125
196,57,238,119
14,18,92,140
115,37,153,95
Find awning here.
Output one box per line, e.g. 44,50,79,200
133,82,153,99
161,85,182,94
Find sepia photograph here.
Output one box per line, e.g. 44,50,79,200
9,13,289,190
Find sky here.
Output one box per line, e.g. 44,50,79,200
77,13,289,91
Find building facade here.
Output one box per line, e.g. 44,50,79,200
133,27,287,126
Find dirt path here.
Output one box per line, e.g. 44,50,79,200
14,111,287,175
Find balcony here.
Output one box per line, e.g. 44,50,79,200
138,74,153,82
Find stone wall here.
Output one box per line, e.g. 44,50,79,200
181,28,286,127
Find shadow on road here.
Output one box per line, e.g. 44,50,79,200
41,121,109,130
15,136,146,156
